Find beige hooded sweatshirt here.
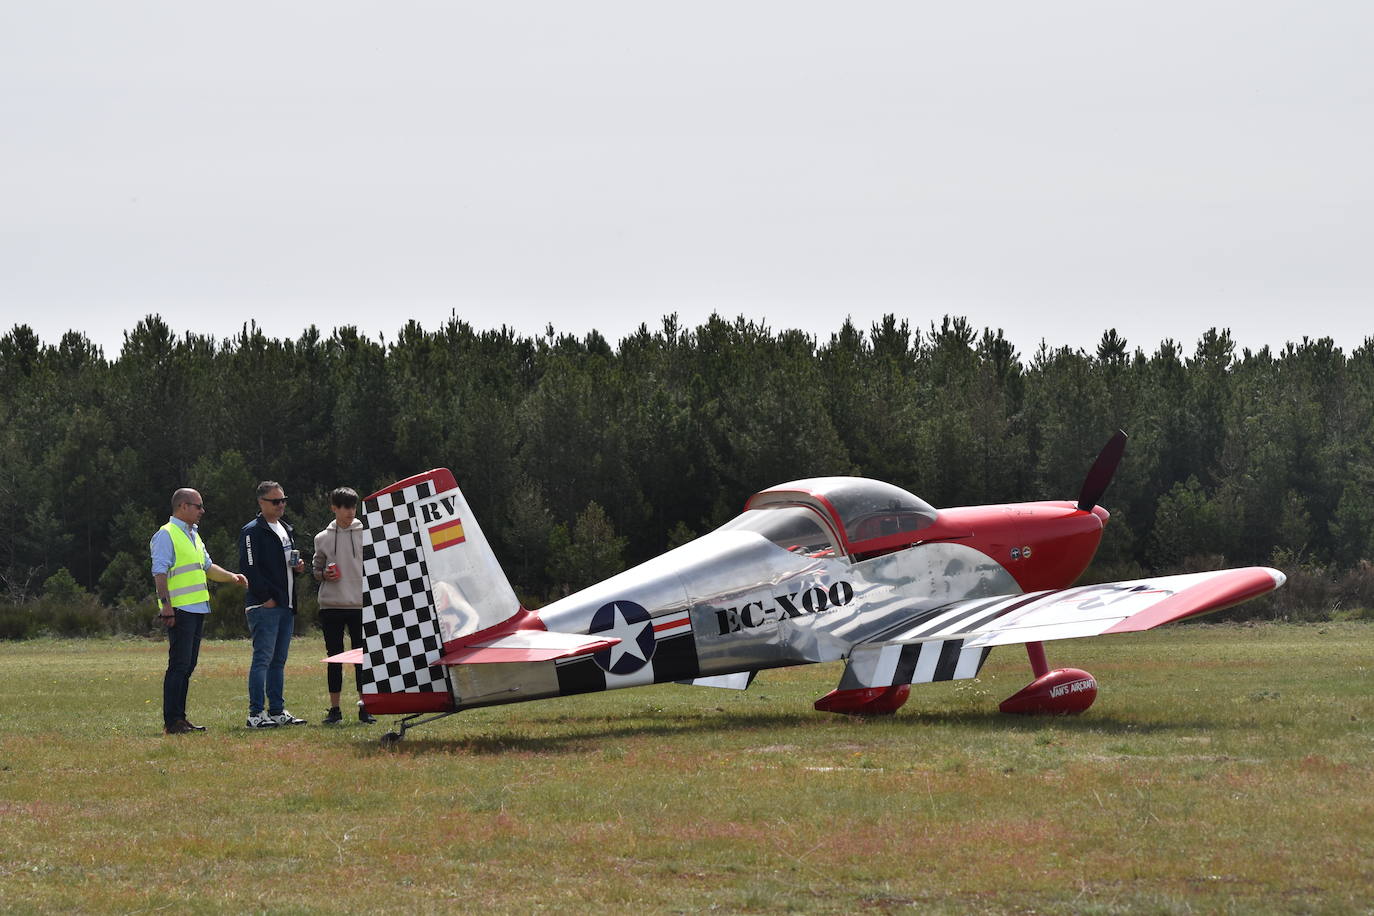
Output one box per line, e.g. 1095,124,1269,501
312,518,365,609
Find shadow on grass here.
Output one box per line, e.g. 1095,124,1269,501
359,705,1204,757
360,709,813,757
898,708,1213,734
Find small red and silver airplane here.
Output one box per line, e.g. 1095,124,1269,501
328,431,1284,745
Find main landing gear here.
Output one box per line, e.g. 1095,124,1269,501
377,710,459,747
999,641,1097,715
813,643,1097,716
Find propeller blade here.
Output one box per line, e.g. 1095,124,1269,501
1077,429,1128,511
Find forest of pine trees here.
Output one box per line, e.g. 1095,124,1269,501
3,312,1372,637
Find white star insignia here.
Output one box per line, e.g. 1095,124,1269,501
602,602,651,668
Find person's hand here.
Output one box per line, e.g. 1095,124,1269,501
263,598,277,608
159,612,175,628
326,566,341,581
292,560,306,573
232,573,247,587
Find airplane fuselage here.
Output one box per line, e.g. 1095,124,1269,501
446,501,1107,711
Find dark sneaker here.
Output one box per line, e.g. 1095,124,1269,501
358,707,377,724
322,707,343,725
270,710,307,726
179,718,207,732
164,721,193,735
246,713,277,729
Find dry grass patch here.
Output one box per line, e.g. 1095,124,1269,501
1,622,1372,912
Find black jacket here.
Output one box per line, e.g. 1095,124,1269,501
239,514,298,611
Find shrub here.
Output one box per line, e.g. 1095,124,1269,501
1334,561,1374,620
0,602,39,639
35,568,117,636
1257,548,1335,622
44,594,113,637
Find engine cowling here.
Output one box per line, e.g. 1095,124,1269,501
999,667,1097,715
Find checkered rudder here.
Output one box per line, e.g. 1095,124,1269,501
360,481,449,696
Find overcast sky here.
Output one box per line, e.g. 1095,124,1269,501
3,2,1371,360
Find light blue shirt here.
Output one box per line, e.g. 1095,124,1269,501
150,517,214,615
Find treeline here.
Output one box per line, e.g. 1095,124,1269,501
2,313,1372,636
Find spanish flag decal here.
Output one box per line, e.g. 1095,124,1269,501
428,518,466,551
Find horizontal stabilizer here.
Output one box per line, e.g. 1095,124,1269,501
436,629,620,665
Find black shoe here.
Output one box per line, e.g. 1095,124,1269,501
164,721,193,735
358,707,377,724
179,718,207,731
322,707,343,724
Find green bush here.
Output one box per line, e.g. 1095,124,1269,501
0,603,39,639
0,594,114,638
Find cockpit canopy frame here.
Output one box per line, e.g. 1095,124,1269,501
739,476,939,562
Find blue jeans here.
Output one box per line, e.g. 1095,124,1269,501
247,605,294,715
164,609,206,726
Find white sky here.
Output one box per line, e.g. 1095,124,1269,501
3,2,1371,360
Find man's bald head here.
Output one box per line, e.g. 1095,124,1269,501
171,488,205,523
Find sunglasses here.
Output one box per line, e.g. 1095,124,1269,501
187,502,204,510
259,497,289,506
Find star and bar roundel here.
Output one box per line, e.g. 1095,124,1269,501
589,600,659,675
555,599,699,694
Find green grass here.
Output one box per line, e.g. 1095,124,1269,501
2,622,1372,913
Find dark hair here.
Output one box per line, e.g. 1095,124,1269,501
256,480,282,499
330,487,359,509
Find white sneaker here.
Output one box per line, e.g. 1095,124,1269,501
270,710,307,726
246,713,277,729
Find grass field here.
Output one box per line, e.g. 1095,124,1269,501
2,622,1372,914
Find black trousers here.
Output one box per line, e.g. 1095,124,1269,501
163,609,206,726
320,607,364,696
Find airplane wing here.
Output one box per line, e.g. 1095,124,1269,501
841,567,1284,689
963,566,1283,646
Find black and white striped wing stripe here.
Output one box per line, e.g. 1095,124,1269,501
841,593,1043,689
841,567,1287,689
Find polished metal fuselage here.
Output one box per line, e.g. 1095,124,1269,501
447,529,1019,711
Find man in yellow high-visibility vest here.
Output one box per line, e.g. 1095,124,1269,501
150,487,247,734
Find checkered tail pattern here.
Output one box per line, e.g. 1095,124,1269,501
360,480,450,697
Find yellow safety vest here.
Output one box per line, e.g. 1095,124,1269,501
162,522,210,608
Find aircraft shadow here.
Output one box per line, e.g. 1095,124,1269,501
359,706,1205,757
896,709,1213,734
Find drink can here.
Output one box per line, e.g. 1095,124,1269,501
289,549,300,567
327,563,338,578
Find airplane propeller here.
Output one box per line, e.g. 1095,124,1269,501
1076,429,1128,512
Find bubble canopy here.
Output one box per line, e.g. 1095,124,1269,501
727,477,939,559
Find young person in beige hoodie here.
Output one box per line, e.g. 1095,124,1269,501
311,487,376,724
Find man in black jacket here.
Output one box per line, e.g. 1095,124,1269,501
240,480,308,728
